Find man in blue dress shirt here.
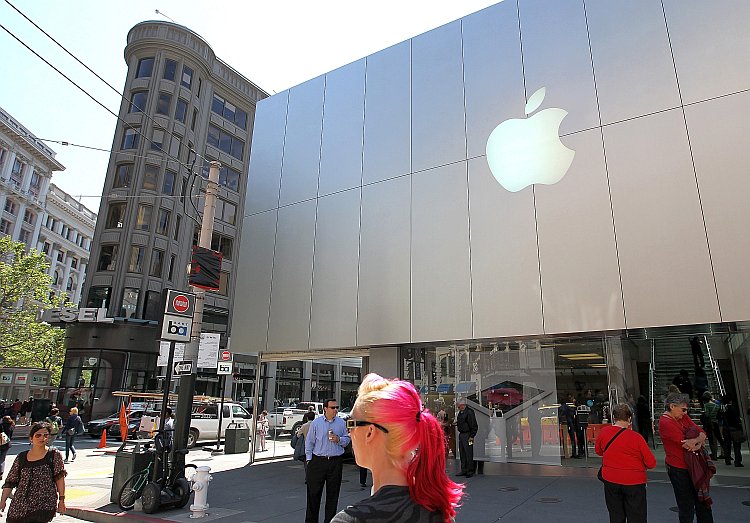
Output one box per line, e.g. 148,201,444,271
305,399,350,523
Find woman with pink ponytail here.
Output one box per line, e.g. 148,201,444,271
331,373,464,523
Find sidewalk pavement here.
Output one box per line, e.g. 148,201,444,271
2,440,749,522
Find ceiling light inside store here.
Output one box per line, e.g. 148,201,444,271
559,353,604,360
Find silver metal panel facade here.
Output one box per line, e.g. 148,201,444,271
603,109,719,328
234,1,750,354
664,0,750,105
309,188,361,349
278,77,324,206
245,92,288,214
358,177,412,346
411,21,466,173
233,210,277,349
685,91,750,322
535,128,624,333
411,163,472,342
587,0,680,125
463,1,525,159
362,42,411,185
318,60,365,197
467,157,543,339
267,200,317,350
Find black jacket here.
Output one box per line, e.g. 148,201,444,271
456,406,478,438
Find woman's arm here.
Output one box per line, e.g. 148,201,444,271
55,476,66,514
0,486,12,512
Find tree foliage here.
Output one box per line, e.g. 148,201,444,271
0,236,69,385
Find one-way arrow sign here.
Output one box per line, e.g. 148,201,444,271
173,360,193,376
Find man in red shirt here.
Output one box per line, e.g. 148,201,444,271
596,403,656,522
659,392,713,523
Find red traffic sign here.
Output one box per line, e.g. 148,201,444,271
172,294,190,313
220,350,231,362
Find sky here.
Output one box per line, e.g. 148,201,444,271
0,0,501,214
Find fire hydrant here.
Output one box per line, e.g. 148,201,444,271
190,466,212,518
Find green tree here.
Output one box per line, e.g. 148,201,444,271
0,236,68,385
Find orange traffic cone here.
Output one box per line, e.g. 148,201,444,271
98,429,107,448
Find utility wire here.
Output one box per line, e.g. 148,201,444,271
35,138,196,170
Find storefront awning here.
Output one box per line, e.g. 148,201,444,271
456,382,477,393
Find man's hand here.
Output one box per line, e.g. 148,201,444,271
332,434,340,444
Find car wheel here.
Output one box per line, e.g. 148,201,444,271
187,429,199,449
141,482,161,514
291,421,302,435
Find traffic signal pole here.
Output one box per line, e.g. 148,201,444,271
173,161,221,471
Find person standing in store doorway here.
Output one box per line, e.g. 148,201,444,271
455,398,477,477
304,399,349,523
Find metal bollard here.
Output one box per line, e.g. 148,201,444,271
189,466,212,518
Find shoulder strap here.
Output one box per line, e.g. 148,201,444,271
603,427,627,454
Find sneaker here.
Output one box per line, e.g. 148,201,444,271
64,459,69,464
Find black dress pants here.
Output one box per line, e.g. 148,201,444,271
458,432,474,473
603,481,647,523
305,455,343,523
667,465,713,523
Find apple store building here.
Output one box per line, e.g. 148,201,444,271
233,0,750,477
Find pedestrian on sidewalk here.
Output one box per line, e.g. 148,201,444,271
257,410,269,452
305,399,350,523
720,395,745,467
595,403,656,523
331,373,464,523
660,392,713,523
455,398,478,477
0,416,14,480
62,407,83,463
45,408,62,442
0,422,67,522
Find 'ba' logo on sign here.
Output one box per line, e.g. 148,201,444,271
167,319,190,337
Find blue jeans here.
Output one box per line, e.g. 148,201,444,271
65,433,77,461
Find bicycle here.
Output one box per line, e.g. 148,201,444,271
118,431,197,513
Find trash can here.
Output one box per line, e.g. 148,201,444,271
224,422,249,454
110,439,154,503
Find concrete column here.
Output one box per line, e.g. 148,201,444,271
31,210,43,248
62,257,73,296
369,346,401,378
0,193,6,218
0,151,16,180
21,164,32,192
303,360,312,401
334,362,342,406
10,202,26,241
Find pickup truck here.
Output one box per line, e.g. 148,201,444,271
268,402,324,435
188,402,253,448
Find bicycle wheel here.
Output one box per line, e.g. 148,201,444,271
118,472,146,510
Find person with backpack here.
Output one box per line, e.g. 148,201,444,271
45,409,62,442
292,411,316,471
62,408,84,463
0,422,67,522
0,416,14,480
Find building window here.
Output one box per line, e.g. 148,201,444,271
181,65,193,89
142,165,159,191
210,234,233,261
3,199,16,215
53,270,60,285
202,160,241,192
163,59,177,81
0,219,11,235
162,169,176,196
66,277,74,292
105,202,126,229
42,242,50,254
87,286,111,309
57,250,64,262
113,164,132,188
18,229,30,244
156,92,172,115
169,133,182,159
143,290,161,321
121,128,140,149
197,78,202,98
211,94,248,129
156,209,170,235
129,91,148,113
120,288,140,318
150,249,164,277
175,99,188,124
191,108,198,131
135,57,154,78
97,245,118,271
173,215,181,241
217,271,230,296
135,205,152,231
151,129,165,151
22,209,35,225
207,124,244,160
70,257,78,269
167,254,176,281
128,246,145,273
29,172,41,198
10,159,24,185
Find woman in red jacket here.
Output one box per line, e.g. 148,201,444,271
596,403,656,522
659,392,713,523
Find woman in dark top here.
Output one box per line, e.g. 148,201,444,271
0,416,14,479
331,373,464,523
62,407,83,463
0,422,67,522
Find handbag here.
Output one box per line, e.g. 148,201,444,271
597,427,627,483
730,428,747,444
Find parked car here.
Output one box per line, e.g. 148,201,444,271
87,412,122,438
107,410,150,439
272,402,325,435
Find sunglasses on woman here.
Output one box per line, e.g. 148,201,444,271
346,418,389,433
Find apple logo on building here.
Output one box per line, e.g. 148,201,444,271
486,87,575,192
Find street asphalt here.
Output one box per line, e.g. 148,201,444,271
1,434,749,522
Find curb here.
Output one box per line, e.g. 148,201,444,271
65,507,175,523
